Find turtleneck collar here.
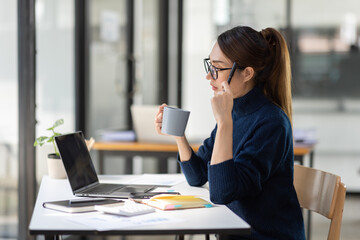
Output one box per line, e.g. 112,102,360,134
232,84,269,116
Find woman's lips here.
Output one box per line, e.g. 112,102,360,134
210,84,217,91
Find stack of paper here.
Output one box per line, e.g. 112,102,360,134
144,194,212,210
96,129,136,142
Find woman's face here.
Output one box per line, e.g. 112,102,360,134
207,42,254,98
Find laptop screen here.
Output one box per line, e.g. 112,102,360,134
55,132,99,192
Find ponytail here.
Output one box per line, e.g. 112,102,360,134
259,28,292,125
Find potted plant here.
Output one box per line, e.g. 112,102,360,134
34,119,67,179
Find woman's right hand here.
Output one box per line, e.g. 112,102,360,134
155,103,191,161
155,103,168,135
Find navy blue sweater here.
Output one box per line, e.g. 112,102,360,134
180,86,305,240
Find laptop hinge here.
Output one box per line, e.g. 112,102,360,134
74,182,99,194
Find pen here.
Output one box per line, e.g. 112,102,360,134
227,62,238,84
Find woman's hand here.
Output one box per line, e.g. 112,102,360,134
210,81,234,165
155,103,191,161
211,81,233,125
155,103,168,135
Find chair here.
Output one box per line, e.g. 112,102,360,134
294,165,346,240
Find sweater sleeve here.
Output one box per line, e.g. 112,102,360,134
208,117,293,204
179,126,217,186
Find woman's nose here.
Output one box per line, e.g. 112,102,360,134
205,72,212,80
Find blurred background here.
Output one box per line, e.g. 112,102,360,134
1,0,360,239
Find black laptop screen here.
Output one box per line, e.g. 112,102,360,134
55,132,98,192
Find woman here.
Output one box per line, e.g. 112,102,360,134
155,26,305,240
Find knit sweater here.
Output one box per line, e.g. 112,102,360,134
179,85,305,240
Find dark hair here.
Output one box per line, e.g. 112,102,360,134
217,26,292,124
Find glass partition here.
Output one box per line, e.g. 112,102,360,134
88,0,128,137
292,0,360,98
0,1,18,238
87,0,161,174
35,0,75,181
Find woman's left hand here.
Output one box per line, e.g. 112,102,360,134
211,81,233,125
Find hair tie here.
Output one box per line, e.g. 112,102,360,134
260,29,276,47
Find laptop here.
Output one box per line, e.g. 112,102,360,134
55,131,155,198
130,105,175,143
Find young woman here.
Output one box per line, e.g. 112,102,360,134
155,26,305,240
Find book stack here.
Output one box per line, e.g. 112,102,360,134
143,194,212,210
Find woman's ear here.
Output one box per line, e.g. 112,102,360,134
243,67,255,82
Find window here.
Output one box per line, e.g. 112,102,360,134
35,0,75,181
0,1,18,238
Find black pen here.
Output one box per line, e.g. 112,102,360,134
227,62,238,84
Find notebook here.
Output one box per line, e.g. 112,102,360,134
43,198,124,213
55,131,155,198
143,194,212,210
130,105,176,143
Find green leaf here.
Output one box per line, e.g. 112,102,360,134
34,119,64,152
47,136,55,143
52,119,64,129
34,136,49,147
36,136,48,142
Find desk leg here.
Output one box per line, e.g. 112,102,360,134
217,234,230,240
176,234,184,240
45,235,61,240
307,210,311,240
309,150,314,168
294,155,303,166
125,157,133,174
176,162,181,173
157,157,168,173
98,151,104,174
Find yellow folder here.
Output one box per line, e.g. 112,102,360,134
144,194,213,210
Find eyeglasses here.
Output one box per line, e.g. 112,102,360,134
203,58,244,80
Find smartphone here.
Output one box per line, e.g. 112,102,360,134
227,62,238,84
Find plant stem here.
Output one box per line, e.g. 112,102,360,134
51,129,59,156
53,141,59,156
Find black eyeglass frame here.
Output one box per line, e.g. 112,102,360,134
203,58,245,80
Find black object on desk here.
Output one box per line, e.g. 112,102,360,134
43,198,124,213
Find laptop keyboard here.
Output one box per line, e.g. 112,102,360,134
83,183,123,195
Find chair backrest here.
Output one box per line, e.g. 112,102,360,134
294,165,346,240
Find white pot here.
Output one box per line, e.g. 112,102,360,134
47,154,67,179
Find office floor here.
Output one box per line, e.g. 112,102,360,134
58,194,360,240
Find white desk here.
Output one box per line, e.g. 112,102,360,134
29,174,251,239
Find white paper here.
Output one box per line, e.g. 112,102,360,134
128,174,186,186
100,10,119,42
69,212,184,231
